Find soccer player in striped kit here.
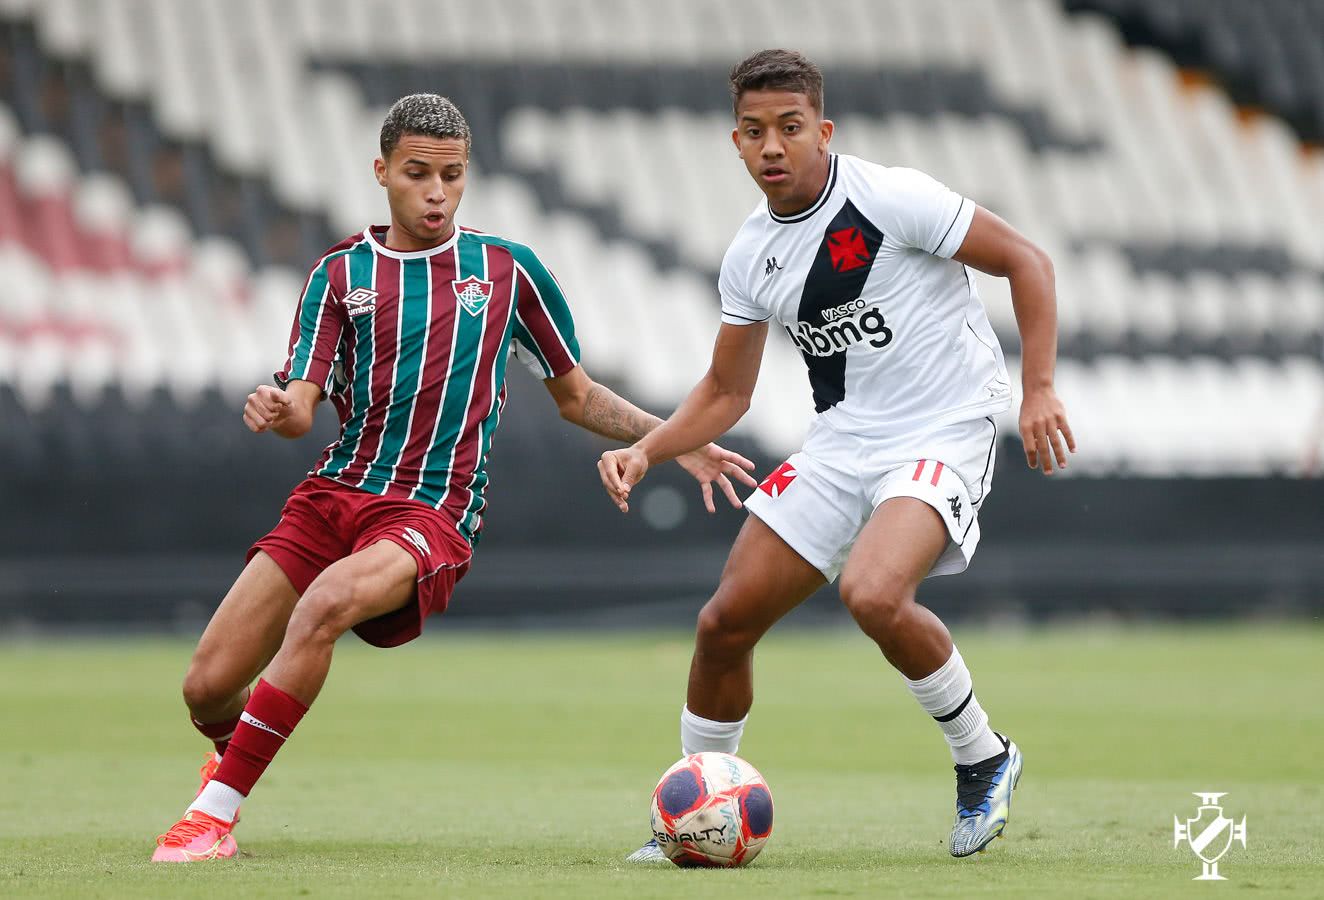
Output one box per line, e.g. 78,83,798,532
151,94,757,862
601,50,1075,860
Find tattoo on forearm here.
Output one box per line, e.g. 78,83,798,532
581,384,662,443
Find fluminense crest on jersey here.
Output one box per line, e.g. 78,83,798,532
452,275,494,316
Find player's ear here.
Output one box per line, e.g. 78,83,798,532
373,156,388,187
818,118,834,151
731,127,740,153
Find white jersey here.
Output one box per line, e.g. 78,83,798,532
720,153,1012,437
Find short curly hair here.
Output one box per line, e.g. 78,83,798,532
379,93,471,158
729,49,824,116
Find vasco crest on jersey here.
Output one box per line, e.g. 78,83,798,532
452,276,494,316
786,201,891,358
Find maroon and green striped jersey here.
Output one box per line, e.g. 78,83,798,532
278,225,580,546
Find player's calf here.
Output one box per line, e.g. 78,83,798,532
840,578,957,682
184,676,251,756
688,602,764,726
153,676,308,858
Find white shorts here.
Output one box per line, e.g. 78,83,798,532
742,416,998,582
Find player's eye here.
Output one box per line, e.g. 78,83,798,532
745,128,760,138
785,124,800,134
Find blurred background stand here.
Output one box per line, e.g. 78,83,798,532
0,0,1321,632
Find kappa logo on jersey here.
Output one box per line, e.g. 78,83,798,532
401,527,431,558
827,227,873,273
452,276,494,316
948,494,963,525
785,301,893,357
343,287,378,317
764,256,783,277
758,461,798,498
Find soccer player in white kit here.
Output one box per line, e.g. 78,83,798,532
600,49,1075,860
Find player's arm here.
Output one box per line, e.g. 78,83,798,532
597,321,768,512
243,379,321,439
545,364,758,513
953,206,1075,475
545,364,663,443
265,247,345,440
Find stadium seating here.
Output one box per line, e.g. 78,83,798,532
0,0,1320,484
0,97,298,411
1065,0,1324,145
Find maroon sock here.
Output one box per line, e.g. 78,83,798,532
191,713,241,756
190,686,250,756
212,678,309,796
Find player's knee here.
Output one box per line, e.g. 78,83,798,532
839,571,914,635
181,661,233,717
288,580,360,645
695,598,758,660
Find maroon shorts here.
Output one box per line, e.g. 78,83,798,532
248,476,472,648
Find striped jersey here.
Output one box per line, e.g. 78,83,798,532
720,154,1011,437
278,224,580,546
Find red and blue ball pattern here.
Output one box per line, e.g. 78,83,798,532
649,752,774,867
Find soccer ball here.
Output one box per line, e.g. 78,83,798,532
649,751,774,867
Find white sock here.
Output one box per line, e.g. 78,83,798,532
903,647,1004,765
187,779,245,823
679,705,747,756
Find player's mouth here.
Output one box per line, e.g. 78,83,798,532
422,211,446,229
760,166,789,184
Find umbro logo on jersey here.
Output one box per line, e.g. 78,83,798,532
401,527,431,557
764,257,783,277
452,276,494,316
758,461,798,498
343,287,378,317
827,227,872,273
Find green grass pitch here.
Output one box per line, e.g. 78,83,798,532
1,624,1319,898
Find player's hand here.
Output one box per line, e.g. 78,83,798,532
598,446,650,513
244,384,293,433
1020,385,1075,475
675,443,758,513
